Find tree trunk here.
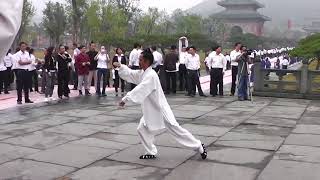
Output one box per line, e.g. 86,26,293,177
316,59,320,70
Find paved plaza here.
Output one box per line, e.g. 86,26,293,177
0,93,319,180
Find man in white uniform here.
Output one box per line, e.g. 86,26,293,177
0,0,23,60
230,42,242,96
129,43,142,90
151,46,163,73
114,49,207,160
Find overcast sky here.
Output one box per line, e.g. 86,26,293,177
32,0,203,22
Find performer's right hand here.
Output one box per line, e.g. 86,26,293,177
113,62,121,68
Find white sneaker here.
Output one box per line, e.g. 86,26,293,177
44,98,49,102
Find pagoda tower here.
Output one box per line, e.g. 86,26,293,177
214,0,271,36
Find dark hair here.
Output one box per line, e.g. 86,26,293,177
116,48,123,54
213,46,221,51
234,42,241,47
134,43,141,49
141,48,154,66
29,48,34,55
188,46,196,51
47,46,55,56
170,45,177,50
15,48,20,53
19,42,27,46
59,44,65,49
90,41,95,46
6,49,11,55
240,45,247,50
65,46,69,51
79,45,86,50
151,46,157,51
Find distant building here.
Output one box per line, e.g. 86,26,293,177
214,0,271,36
303,21,320,35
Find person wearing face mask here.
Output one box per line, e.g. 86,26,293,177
112,48,127,96
95,46,110,97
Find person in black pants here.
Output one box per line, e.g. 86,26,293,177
178,46,188,91
15,42,33,104
163,45,179,94
230,42,242,96
56,45,72,99
113,48,127,95
208,46,226,96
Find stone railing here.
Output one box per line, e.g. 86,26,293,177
253,59,320,99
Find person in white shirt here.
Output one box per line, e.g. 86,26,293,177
3,50,14,93
112,48,127,96
225,53,231,70
113,48,207,160
282,56,289,69
208,46,227,96
129,43,142,90
230,42,242,96
151,46,163,73
15,42,33,104
0,0,23,61
185,46,205,97
178,46,189,91
95,46,110,96
0,55,7,94
71,43,80,90
28,48,39,92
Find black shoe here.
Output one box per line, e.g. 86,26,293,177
101,93,107,97
201,144,207,160
4,90,9,94
25,100,34,104
190,94,195,97
85,90,91,96
230,93,234,96
200,94,207,97
64,95,70,99
17,101,22,105
58,96,63,99
79,90,83,96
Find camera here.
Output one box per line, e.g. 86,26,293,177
244,49,253,56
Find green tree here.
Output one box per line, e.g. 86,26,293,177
203,15,226,45
67,0,88,43
137,8,160,35
43,2,67,46
12,0,35,49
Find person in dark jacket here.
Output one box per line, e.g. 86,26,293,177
163,45,179,94
112,48,127,96
86,42,98,91
56,45,72,99
76,45,91,96
43,46,57,101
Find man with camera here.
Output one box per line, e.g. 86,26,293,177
235,46,253,101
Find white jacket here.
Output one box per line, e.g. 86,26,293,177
119,65,179,131
0,0,23,60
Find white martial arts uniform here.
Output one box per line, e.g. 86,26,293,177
0,0,23,60
118,65,203,155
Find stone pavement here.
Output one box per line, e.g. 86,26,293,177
0,93,319,180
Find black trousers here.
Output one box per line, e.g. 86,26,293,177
166,72,176,93
29,70,38,92
130,66,140,90
210,68,224,96
58,70,70,97
178,64,188,91
114,70,125,93
231,66,238,95
72,68,78,89
0,70,8,93
187,69,201,95
16,69,30,102
5,67,14,87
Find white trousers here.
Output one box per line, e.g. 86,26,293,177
137,120,203,155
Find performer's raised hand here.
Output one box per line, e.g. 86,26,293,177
113,62,121,68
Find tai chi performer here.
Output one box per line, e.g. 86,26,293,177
113,49,207,160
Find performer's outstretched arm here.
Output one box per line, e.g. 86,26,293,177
122,75,156,104
118,65,142,85
0,0,23,60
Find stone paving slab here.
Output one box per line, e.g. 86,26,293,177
257,159,320,180
103,123,141,135
232,124,292,137
61,160,169,180
206,147,272,168
2,131,79,150
26,144,117,168
270,98,311,108
77,115,138,126
275,145,320,163
284,133,320,147
172,109,209,119
0,159,76,180
155,133,218,148
44,123,110,137
13,115,79,128
56,109,105,118
0,143,40,164
215,132,284,151
256,106,306,119
89,132,141,145
107,109,143,118
181,124,232,137
299,116,320,125
292,124,320,134
164,160,259,180
245,116,297,128
0,124,44,139
108,144,196,169
173,104,219,112
205,109,252,119
69,138,130,150
192,115,247,127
